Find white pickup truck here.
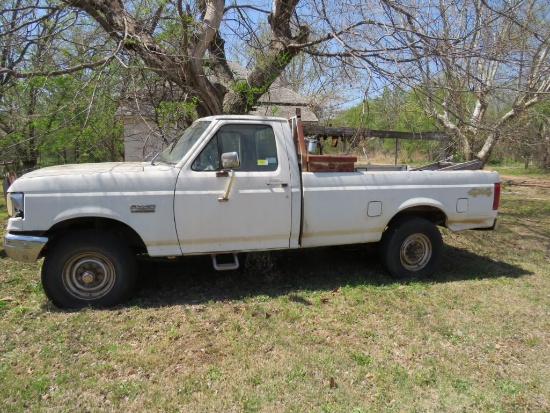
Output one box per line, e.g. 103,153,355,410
3,113,500,308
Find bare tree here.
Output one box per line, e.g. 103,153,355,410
376,0,550,162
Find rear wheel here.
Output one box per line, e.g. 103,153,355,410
380,217,443,279
42,230,136,308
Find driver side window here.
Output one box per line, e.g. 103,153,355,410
192,124,278,172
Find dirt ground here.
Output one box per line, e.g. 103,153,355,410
500,174,550,189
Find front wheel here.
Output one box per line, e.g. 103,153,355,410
42,230,137,308
380,217,443,279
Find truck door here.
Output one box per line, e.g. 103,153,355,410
174,122,292,254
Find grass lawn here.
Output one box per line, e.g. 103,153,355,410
1,170,549,412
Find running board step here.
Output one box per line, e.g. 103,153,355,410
211,253,240,271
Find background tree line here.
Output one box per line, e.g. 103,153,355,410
1,0,548,171
334,87,550,168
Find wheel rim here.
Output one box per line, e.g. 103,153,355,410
62,253,116,300
399,233,432,271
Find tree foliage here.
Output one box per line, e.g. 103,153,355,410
1,1,123,168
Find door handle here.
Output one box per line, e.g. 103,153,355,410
266,180,288,187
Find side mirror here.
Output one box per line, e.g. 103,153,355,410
218,152,240,202
221,152,240,169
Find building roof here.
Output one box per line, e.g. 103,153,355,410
249,84,317,122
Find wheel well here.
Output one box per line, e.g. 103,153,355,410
44,218,147,255
386,206,447,230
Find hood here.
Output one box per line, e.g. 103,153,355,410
8,161,177,194
21,162,146,178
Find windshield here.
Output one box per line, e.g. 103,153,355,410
154,121,211,165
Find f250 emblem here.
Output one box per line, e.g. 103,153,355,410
130,205,156,213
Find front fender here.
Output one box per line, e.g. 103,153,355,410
53,207,124,224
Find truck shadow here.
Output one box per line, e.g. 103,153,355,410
130,244,532,308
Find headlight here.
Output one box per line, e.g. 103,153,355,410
7,193,24,218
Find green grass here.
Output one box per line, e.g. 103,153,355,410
492,165,550,179
1,169,549,412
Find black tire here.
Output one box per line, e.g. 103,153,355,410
380,217,443,280
42,230,137,309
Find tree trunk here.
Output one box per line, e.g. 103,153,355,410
68,0,307,117
20,85,39,170
476,129,499,164
540,121,549,170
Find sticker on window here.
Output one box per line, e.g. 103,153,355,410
257,159,268,166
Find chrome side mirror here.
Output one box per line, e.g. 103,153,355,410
221,152,240,169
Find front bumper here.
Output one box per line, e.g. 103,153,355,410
3,233,48,263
